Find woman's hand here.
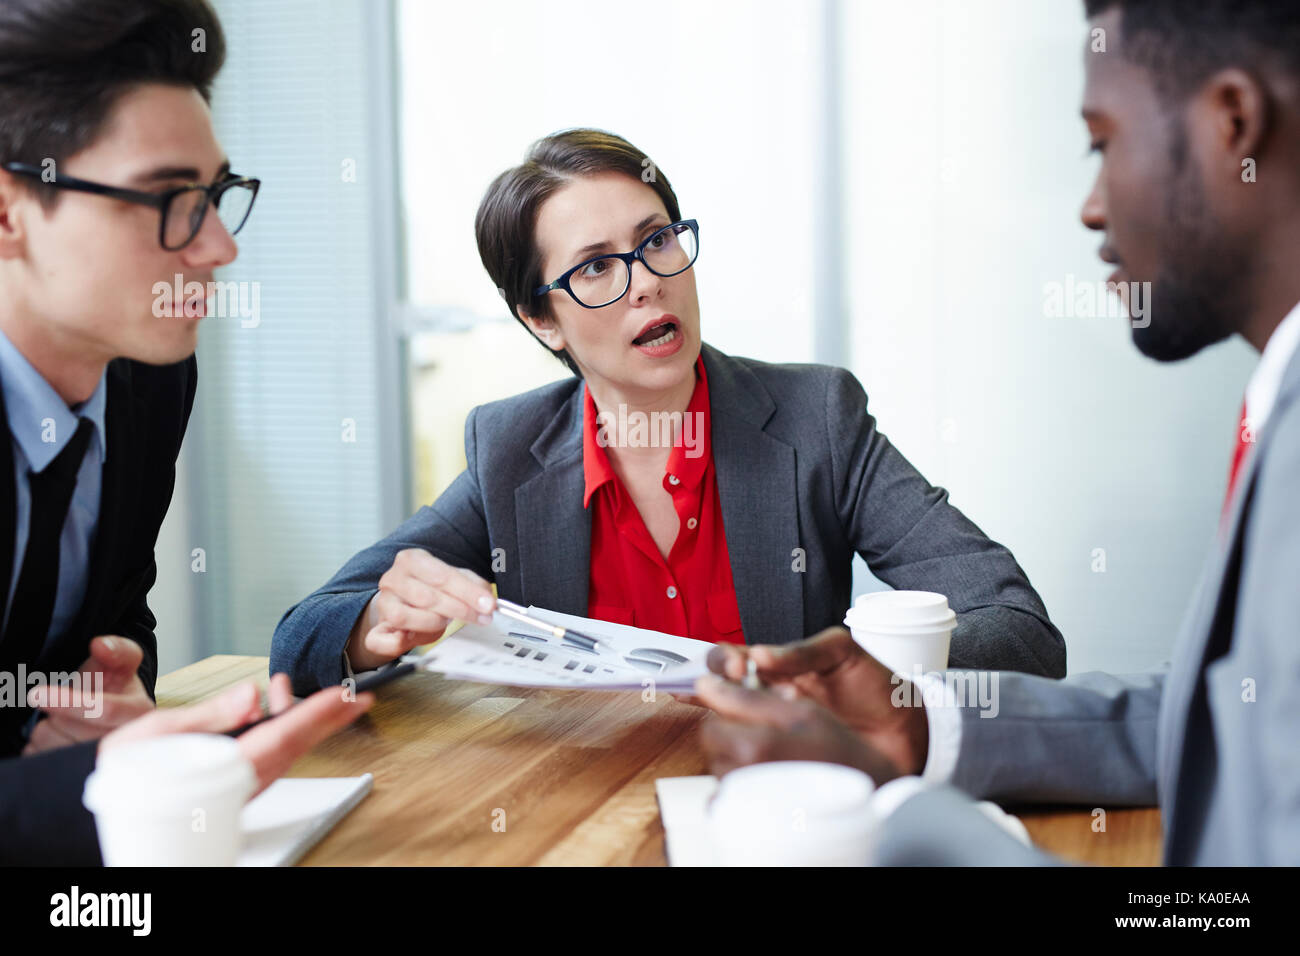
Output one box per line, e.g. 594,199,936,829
345,549,496,672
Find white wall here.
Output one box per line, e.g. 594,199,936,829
841,0,1256,673
398,0,826,361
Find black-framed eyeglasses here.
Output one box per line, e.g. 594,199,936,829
1,161,260,252
534,219,699,309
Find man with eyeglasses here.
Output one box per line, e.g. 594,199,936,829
0,0,372,866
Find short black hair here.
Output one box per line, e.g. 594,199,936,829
0,0,226,206
1084,0,1300,102
475,128,683,376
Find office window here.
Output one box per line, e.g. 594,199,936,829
184,0,398,657
395,0,830,503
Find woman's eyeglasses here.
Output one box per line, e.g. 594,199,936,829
535,219,699,309
1,161,260,252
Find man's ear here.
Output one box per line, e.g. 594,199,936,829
0,171,29,260
517,307,566,352
1194,67,1271,179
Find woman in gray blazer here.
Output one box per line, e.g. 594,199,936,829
271,129,1064,693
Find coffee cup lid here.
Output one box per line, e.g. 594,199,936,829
84,733,255,816
846,590,956,630
708,761,875,826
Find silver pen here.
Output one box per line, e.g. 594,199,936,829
494,599,622,655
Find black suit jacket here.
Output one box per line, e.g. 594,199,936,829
0,355,196,865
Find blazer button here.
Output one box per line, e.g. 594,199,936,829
686,517,698,530
666,586,678,599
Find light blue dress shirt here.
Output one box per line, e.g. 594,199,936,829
0,328,107,654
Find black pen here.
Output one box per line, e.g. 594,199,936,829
224,648,438,738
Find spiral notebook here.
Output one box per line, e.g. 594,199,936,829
236,774,373,867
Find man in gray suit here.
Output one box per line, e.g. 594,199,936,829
695,0,1300,865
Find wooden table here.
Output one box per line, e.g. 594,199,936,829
157,655,1163,866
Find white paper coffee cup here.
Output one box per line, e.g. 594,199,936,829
84,733,256,866
707,761,876,866
843,590,956,675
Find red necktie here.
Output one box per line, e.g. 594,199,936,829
1222,398,1252,521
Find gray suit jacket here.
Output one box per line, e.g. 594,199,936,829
271,344,1063,692
875,341,1300,866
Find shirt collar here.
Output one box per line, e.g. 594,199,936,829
1245,298,1300,433
582,354,711,507
665,356,711,490
582,385,616,508
0,327,109,472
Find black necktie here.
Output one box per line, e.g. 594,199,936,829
0,417,95,670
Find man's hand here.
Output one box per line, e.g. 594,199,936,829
23,636,155,754
100,673,374,797
695,674,904,784
703,626,929,777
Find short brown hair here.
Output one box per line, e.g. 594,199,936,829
0,0,226,208
474,128,682,375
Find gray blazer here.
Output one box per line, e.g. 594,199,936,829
875,342,1300,866
272,344,1064,693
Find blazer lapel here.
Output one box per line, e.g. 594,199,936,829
1158,344,1300,852
1156,525,1235,847
703,345,803,646
514,386,591,615
0,382,15,632
513,347,805,642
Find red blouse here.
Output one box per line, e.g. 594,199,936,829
582,357,746,644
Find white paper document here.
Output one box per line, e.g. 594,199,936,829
412,606,712,692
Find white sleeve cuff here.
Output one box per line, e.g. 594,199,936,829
869,671,965,824
918,670,962,783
